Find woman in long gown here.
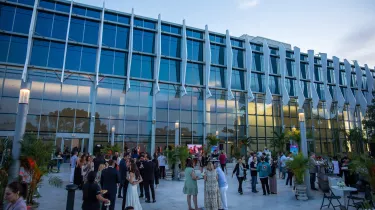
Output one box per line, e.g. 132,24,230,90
204,162,222,210
125,162,143,210
74,155,86,190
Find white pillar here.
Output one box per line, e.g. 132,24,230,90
225,30,234,100
294,47,306,109
126,9,134,91
95,1,105,86
174,121,179,180
21,0,39,81
61,0,74,83
180,19,187,96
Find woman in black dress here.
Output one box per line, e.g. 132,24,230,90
82,171,109,210
152,153,160,189
74,154,86,190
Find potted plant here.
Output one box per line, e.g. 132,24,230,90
165,145,177,180
205,135,220,155
176,146,190,181
285,153,309,200
20,135,63,207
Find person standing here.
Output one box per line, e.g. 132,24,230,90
95,164,106,187
232,158,246,195
70,151,78,183
215,163,228,210
219,152,227,173
125,162,143,210
142,153,156,203
158,152,166,179
152,153,160,189
204,162,222,210
94,153,106,172
280,153,287,179
269,159,278,194
285,153,294,187
83,155,94,184
257,156,271,195
309,153,318,190
82,171,109,210
200,152,207,173
183,159,199,210
4,182,27,210
100,159,120,210
250,157,258,193
136,155,145,198
74,155,86,190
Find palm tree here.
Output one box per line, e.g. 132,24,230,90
271,131,288,153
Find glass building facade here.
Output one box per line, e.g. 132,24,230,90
0,0,374,155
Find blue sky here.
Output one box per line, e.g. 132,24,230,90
78,0,375,67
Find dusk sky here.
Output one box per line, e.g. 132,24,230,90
78,0,375,67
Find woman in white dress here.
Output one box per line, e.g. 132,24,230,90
126,162,143,210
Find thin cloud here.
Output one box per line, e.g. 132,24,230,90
336,23,375,55
237,0,259,9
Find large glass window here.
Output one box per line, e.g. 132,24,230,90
134,18,155,29
31,40,49,67
186,29,203,39
102,23,129,49
209,67,226,88
69,18,84,42
316,83,325,100
301,81,310,98
81,46,97,73
211,44,225,65
0,4,15,32
69,18,99,45
104,12,129,24
252,53,263,72
250,73,264,92
133,29,155,53
161,23,181,35
286,78,296,96
232,49,244,68
286,60,295,77
270,76,280,94
65,44,96,73
52,14,69,40
187,39,203,61
35,12,53,37
0,34,10,62
186,63,203,85
328,69,335,83
84,20,99,45
48,42,65,68
314,66,323,82
270,56,279,74
300,63,308,79
161,35,181,58
130,54,154,79
13,7,32,34
231,70,244,90
159,59,180,83
73,5,100,19
8,36,27,64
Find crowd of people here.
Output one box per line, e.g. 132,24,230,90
65,146,360,210
69,148,166,210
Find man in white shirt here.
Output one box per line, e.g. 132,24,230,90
70,151,78,183
280,153,287,179
158,153,166,179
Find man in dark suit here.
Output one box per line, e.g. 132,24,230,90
136,155,145,198
100,159,120,210
120,153,130,210
143,153,156,203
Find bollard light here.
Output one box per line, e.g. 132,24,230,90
18,88,30,104
175,121,179,129
111,125,115,132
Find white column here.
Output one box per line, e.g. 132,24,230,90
279,44,290,105
94,1,105,86
344,59,357,114
365,64,374,105
294,47,306,109
320,53,332,116
153,14,162,94
262,40,272,105
204,25,212,98
126,9,134,92
245,36,254,102
308,50,320,109
354,61,367,115
61,0,74,83
21,0,39,81
333,56,345,112
225,30,234,100
180,19,188,96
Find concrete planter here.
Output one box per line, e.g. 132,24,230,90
165,169,173,181
179,170,185,181
295,184,308,201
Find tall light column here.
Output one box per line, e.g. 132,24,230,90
111,126,115,146
298,108,311,197
174,121,179,180
8,82,30,183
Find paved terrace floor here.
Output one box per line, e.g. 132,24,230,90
38,163,342,210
